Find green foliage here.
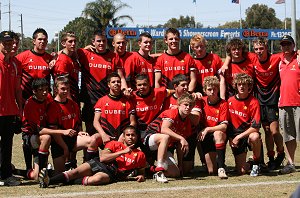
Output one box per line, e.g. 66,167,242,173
245,4,282,29
164,15,203,28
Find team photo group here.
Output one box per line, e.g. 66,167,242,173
0,26,299,188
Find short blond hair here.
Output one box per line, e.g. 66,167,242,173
232,73,253,92
190,34,207,48
177,93,196,107
203,76,220,92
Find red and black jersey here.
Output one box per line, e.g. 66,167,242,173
77,48,122,105
94,94,135,138
194,53,222,93
251,52,281,105
104,141,146,172
22,96,52,134
223,54,257,98
0,54,21,116
119,51,132,66
46,99,81,131
16,50,53,103
278,52,300,107
154,51,196,89
201,96,228,128
124,52,156,88
133,87,167,131
227,95,261,137
53,53,80,103
146,108,193,143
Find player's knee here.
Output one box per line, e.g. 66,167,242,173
248,132,260,144
158,134,170,144
213,131,226,142
40,134,51,144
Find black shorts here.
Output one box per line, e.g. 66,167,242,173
87,159,118,182
81,102,94,123
260,105,279,123
200,133,216,154
230,136,251,156
51,136,76,159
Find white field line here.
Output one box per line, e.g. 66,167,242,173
18,180,300,198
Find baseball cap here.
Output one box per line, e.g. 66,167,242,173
0,31,13,42
280,35,294,45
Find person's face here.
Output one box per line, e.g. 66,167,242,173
138,36,152,52
253,43,268,61
0,40,13,55
33,85,49,102
165,33,180,51
33,33,48,51
124,129,137,146
230,47,243,59
178,100,193,116
204,85,219,99
191,42,206,57
280,42,294,55
93,35,107,53
175,81,188,96
56,83,69,99
62,36,76,52
11,39,19,55
236,82,250,98
113,36,127,55
108,77,121,93
136,78,150,95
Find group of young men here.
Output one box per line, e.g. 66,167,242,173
0,26,299,188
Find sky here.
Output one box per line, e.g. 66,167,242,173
0,0,298,41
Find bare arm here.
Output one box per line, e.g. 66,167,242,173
100,144,135,163
154,72,162,88
198,123,227,141
219,74,226,100
188,70,197,92
93,111,113,144
231,127,259,147
117,68,128,90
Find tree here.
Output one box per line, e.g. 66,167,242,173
82,0,133,31
245,4,282,29
61,17,96,48
164,15,203,28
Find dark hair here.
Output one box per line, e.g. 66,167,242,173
10,31,20,42
226,38,246,55
32,78,49,91
32,28,48,39
232,73,253,92
93,30,106,38
135,73,149,82
172,74,188,87
123,125,137,134
138,32,152,42
165,28,180,39
107,72,120,83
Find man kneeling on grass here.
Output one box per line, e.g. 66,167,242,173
39,125,146,187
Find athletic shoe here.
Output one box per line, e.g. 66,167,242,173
274,153,285,169
39,168,49,188
218,168,228,179
2,176,21,186
280,164,296,174
250,165,260,177
153,171,168,183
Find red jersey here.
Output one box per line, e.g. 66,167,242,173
228,95,261,137
53,53,80,103
104,141,146,172
124,52,156,88
154,51,196,89
194,53,222,92
46,99,81,130
278,53,300,107
22,96,52,134
0,54,21,116
223,54,257,98
77,48,122,105
94,94,135,138
133,87,167,131
16,50,53,103
146,108,193,142
201,96,228,128
119,51,132,66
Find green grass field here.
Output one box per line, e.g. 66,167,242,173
2,132,300,198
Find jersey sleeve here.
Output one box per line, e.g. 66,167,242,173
154,55,163,72
161,109,175,124
250,98,261,129
219,100,229,125
46,102,59,128
103,141,116,152
94,98,103,113
53,55,68,76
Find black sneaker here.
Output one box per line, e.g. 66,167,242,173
274,153,285,169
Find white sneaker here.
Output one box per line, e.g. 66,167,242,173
153,171,168,183
280,164,296,174
218,168,228,179
250,165,260,177
38,168,49,188
3,176,21,186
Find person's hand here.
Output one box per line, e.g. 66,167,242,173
198,128,209,141
122,144,135,154
84,45,96,52
136,175,145,182
123,88,133,97
231,135,241,147
192,92,202,99
180,138,189,155
101,133,115,145
49,59,56,69
63,129,78,137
